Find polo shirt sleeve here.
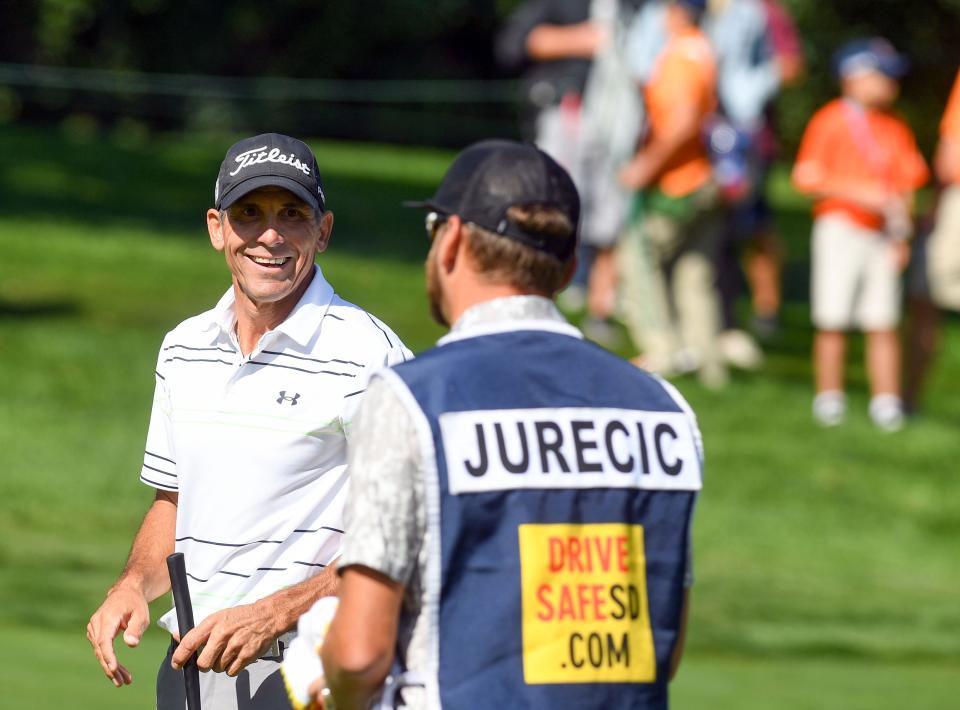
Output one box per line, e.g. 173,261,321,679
341,337,413,442
892,121,929,192
139,342,178,492
338,376,425,586
653,43,713,117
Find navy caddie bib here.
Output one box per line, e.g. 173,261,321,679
380,322,703,710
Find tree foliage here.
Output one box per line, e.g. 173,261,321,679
2,0,960,150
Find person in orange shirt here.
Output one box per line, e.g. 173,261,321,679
925,71,960,310
904,69,960,411
619,0,727,388
792,38,928,430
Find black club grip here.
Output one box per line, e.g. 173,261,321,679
167,552,202,710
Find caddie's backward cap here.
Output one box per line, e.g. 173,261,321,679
405,139,580,260
215,133,326,212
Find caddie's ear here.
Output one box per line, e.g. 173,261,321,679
557,252,578,293
438,215,463,274
207,208,225,252
315,211,334,255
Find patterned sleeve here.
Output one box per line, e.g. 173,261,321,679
338,376,425,586
140,340,178,491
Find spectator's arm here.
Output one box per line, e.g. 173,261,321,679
620,100,700,190
764,0,805,85
791,172,892,214
494,0,552,70
935,138,960,185
526,22,606,61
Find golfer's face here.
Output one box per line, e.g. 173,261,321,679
216,186,330,309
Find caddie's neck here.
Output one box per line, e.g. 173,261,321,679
431,215,538,329
445,275,528,329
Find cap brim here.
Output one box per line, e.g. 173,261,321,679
218,175,322,211
402,198,443,211
881,57,909,78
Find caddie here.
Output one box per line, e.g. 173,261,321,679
85,133,411,709
318,140,703,709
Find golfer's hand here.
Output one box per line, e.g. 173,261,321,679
172,602,279,676
86,584,150,687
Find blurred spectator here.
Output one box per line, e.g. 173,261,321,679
904,69,960,412
761,0,804,85
792,39,928,431
619,0,728,388
495,0,645,346
703,0,783,366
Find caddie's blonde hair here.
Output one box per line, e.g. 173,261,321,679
464,204,575,296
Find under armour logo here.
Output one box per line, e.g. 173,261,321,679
277,391,301,405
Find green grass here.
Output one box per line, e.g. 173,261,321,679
0,124,957,708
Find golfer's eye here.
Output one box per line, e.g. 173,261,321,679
282,207,306,221
232,205,259,220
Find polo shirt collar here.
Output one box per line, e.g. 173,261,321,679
200,265,335,347
438,295,583,346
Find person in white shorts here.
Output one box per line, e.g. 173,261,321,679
85,133,411,709
904,68,960,411
792,39,928,430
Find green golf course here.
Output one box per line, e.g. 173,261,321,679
0,124,956,709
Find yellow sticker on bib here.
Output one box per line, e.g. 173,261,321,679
518,523,656,684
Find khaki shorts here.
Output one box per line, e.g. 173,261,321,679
156,640,286,710
927,184,960,310
811,215,901,331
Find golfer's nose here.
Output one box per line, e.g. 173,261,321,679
260,226,284,246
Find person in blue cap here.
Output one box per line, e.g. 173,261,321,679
792,39,928,431
317,139,704,709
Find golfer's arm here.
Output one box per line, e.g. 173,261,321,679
254,562,340,635
110,490,178,602
669,589,690,680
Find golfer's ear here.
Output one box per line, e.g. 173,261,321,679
315,210,334,254
207,208,225,251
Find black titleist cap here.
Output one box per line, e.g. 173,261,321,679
406,139,580,260
215,133,325,212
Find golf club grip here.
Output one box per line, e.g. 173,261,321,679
167,552,202,710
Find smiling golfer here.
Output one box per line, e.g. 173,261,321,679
86,133,410,709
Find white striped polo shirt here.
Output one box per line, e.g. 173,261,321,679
140,265,411,633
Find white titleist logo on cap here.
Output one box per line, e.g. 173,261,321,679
230,146,312,177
